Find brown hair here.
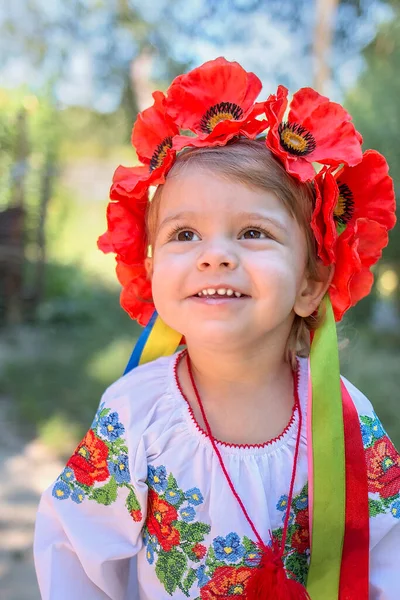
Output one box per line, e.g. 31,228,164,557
146,138,324,368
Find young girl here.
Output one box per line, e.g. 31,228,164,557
34,58,399,599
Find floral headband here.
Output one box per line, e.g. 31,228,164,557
98,57,396,326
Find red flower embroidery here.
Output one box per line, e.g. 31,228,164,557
192,543,207,559
97,200,147,265
67,429,109,486
264,85,363,181
365,436,400,499
130,509,142,523
329,218,388,321
291,526,309,554
116,261,154,327
295,507,309,530
166,57,266,151
311,150,396,266
146,489,180,551
110,91,178,202
200,566,253,598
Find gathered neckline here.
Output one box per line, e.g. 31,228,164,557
169,349,304,456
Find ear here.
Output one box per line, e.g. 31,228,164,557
294,262,334,318
145,257,153,280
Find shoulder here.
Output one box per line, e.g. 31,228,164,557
96,351,180,433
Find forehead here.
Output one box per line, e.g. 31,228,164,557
157,165,293,222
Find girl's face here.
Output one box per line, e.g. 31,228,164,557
147,166,318,352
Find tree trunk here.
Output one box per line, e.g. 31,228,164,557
313,0,339,94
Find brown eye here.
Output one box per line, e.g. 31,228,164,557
176,230,198,241
241,229,267,239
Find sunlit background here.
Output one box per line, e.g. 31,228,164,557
0,1,399,597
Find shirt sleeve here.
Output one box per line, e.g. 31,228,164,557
34,387,148,600
370,523,400,600
342,376,400,599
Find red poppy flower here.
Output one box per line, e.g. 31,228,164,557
264,85,363,181
146,489,180,551
365,436,400,499
200,566,253,598
97,200,147,265
192,543,207,559
311,150,396,265
166,57,267,151
110,92,178,202
329,218,389,321
67,429,109,486
116,261,154,326
132,91,180,168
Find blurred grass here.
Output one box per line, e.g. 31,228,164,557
0,269,140,457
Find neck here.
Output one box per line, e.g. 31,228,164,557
183,337,294,410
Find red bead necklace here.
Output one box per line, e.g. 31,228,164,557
185,352,310,599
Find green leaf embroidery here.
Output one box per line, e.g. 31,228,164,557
126,489,141,512
91,477,118,505
182,567,197,594
285,551,309,586
155,549,187,595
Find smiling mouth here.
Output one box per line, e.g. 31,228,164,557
192,288,249,299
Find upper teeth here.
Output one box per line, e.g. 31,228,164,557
198,288,242,297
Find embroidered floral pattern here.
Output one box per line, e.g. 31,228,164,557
143,464,309,597
52,404,142,522
362,412,400,520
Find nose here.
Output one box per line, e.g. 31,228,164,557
196,241,239,271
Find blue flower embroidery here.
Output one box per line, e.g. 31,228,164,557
179,506,196,522
99,411,125,441
52,481,70,500
146,544,155,564
108,454,131,483
148,465,168,493
164,488,182,505
371,414,385,440
71,487,85,504
185,487,204,506
294,494,308,511
61,467,75,482
361,423,373,447
196,565,210,587
282,511,295,526
244,548,262,567
276,494,289,512
213,533,245,563
391,501,400,519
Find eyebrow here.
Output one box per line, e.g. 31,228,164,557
157,210,289,235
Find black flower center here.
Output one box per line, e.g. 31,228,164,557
278,122,316,156
150,136,173,172
200,102,244,134
335,182,354,226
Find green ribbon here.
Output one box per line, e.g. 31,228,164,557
306,295,346,598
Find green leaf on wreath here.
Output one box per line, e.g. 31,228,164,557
99,408,110,418
91,477,118,505
155,549,187,595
